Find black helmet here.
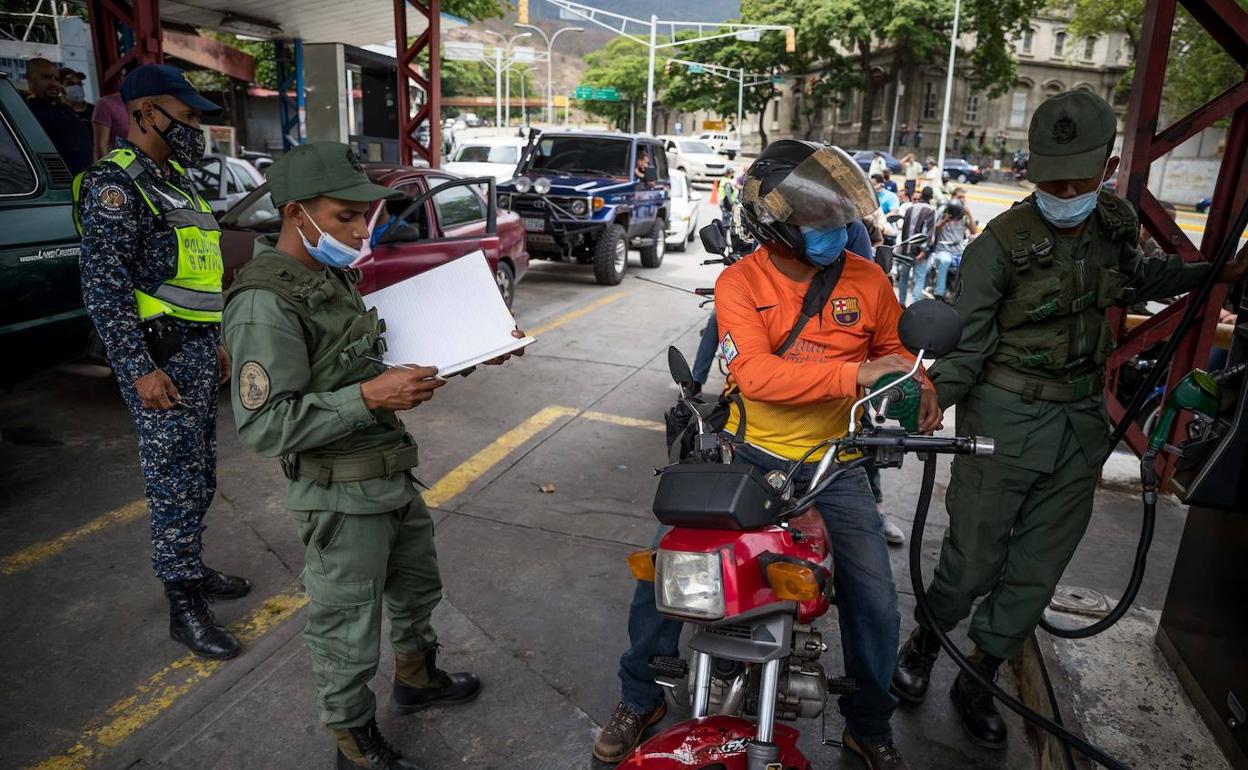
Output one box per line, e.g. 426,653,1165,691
945,200,965,220
740,140,878,265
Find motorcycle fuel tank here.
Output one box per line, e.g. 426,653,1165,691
623,715,810,769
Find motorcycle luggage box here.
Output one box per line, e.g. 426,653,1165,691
652,464,781,530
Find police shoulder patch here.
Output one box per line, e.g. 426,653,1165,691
239,361,271,410
98,184,128,209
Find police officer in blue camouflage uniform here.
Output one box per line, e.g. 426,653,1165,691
75,64,250,660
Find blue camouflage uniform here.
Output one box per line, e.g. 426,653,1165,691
77,138,219,582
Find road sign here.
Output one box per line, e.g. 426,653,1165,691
575,85,594,99
687,64,705,74
512,46,537,63
444,41,484,61
771,75,784,85
736,29,762,42
593,87,620,101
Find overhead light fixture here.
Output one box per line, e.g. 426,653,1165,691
219,12,283,38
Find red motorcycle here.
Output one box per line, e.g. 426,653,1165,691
622,300,992,770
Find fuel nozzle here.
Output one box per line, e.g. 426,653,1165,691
1146,367,1227,453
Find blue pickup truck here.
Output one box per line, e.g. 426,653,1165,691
497,131,670,285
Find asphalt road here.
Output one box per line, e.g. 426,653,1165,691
0,183,1202,770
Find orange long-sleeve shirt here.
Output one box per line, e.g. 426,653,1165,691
717,247,912,460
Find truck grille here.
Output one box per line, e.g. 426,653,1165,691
509,194,589,218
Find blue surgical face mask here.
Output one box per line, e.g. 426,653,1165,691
299,204,362,269
1033,161,1109,229
800,225,849,267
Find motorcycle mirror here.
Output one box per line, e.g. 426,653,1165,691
898,299,962,357
699,222,727,254
667,345,695,390
874,244,894,273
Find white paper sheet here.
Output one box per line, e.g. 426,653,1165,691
364,251,534,376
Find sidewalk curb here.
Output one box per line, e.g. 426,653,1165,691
1011,630,1095,770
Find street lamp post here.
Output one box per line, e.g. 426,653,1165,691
517,22,583,124
936,0,961,173
483,30,531,126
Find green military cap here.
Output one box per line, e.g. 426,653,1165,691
268,141,403,205
1027,91,1117,183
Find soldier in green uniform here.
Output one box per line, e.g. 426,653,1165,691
890,91,1248,748
223,142,523,770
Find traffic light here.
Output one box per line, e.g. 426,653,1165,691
518,0,529,25
785,27,796,53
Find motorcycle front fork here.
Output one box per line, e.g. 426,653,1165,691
689,651,784,769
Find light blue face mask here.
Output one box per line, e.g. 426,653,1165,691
1034,188,1099,229
799,225,849,267
299,204,362,269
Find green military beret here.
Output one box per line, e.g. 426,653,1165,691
268,141,403,206
1027,91,1117,184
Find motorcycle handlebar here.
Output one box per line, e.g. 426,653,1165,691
694,288,715,296
853,434,995,457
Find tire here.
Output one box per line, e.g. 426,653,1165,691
494,260,516,308
671,226,687,252
727,151,737,160
958,173,968,183
640,218,666,268
592,224,629,285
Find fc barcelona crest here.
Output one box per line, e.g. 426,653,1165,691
832,297,860,326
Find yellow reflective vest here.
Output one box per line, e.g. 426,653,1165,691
74,148,223,323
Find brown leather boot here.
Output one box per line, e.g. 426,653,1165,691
591,700,667,764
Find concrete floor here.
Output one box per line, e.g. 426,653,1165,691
0,189,1207,770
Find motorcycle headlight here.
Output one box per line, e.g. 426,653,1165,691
570,198,588,215
513,177,532,193
533,177,552,195
498,193,512,209
656,550,724,620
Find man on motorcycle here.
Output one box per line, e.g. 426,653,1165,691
891,90,1248,750
591,140,941,770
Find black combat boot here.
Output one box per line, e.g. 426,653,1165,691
391,647,482,714
163,579,241,660
949,648,1008,749
200,566,252,600
334,718,425,770
891,625,941,703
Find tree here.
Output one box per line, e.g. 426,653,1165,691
1056,0,1247,122
580,36,665,130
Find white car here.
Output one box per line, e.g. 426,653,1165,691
665,169,703,252
189,154,265,215
659,136,731,184
695,131,741,160
443,139,525,182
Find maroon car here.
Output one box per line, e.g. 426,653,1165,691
218,163,528,307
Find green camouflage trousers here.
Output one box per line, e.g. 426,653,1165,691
294,495,441,728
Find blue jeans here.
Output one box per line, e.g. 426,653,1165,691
894,260,914,307
691,312,719,385
617,443,901,744
911,249,956,303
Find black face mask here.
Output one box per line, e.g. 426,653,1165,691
148,103,206,167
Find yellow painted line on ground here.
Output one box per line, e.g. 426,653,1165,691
30,587,309,770
28,405,582,770
422,405,578,507
1,501,147,576
581,410,666,433
528,290,630,336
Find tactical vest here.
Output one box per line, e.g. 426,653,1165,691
983,192,1138,382
226,245,407,459
73,149,224,323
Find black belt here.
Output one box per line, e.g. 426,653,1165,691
982,364,1102,403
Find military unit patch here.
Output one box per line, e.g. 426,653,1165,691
831,297,861,326
239,361,271,410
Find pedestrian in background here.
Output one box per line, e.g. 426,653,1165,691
74,64,248,660
59,68,93,123
24,58,92,174
92,91,130,160
901,153,922,198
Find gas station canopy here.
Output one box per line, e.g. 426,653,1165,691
159,0,430,48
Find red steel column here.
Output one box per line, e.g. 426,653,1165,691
393,0,442,167
87,0,164,95
1109,0,1248,483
